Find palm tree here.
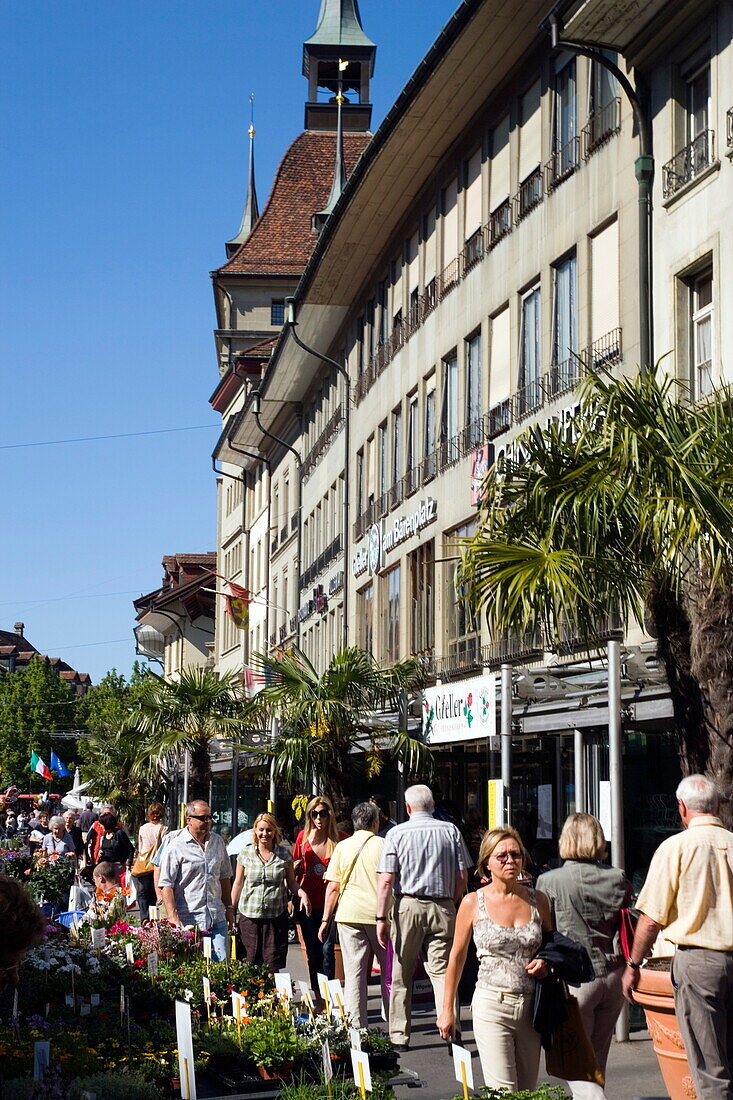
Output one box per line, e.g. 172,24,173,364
82,716,167,835
134,668,245,802
241,645,432,806
460,368,733,823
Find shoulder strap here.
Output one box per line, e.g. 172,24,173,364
476,887,487,916
337,834,376,902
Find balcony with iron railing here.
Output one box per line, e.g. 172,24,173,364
437,255,462,300
662,130,716,199
484,628,546,669
488,200,513,247
513,378,543,422
463,228,484,274
582,98,621,158
514,167,543,221
543,356,582,402
487,398,512,438
584,326,622,370
299,533,343,591
546,136,580,190
302,404,344,479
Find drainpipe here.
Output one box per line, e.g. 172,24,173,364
251,390,303,648
285,297,350,647
548,14,654,374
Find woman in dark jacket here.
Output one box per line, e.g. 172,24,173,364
537,813,630,1100
93,812,134,872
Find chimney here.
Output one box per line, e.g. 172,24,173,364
14,622,24,637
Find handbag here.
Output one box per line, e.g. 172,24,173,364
618,907,638,958
130,825,164,877
545,983,605,1085
321,833,376,939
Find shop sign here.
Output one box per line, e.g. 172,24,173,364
328,571,344,597
470,444,494,506
422,673,496,744
382,497,437,555
297,585,327,623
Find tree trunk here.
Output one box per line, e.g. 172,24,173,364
646,575,710,776
188,734,213,804
689,575,733,829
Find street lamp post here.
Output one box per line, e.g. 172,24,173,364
285,297,351,647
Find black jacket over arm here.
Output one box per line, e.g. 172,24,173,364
533,930,594,1049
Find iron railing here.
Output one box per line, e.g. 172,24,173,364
582,98,621,158
463,228,484,273
728,107,733,149
544,357,582,401
484,629,546,669
487,399,512,438
438,256,462,300
515,167,543,220
291,513,298,533
513,378,543,422
585,327,622,369
302,405,344,479
299,534,342,591
488,200,512,247
546,136,580,190
662,130,716,199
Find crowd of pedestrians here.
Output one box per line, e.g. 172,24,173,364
1,771,731,1097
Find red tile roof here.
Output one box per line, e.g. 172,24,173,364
216,131,372,277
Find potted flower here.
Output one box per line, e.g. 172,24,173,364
240,1012,301,1079
634,958,698,1100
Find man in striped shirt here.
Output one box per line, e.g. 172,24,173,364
376,784,471,1049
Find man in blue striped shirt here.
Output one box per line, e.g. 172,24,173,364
376,784,470,1049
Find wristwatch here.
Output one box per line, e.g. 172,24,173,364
376,916,387,921
626,957,641,970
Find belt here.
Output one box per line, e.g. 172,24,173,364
398,894,452,902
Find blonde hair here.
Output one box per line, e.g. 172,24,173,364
559,813,606,860
476,826,528,880
303,795,339,853
252,812,282,848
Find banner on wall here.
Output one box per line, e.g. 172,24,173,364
422,674,496,744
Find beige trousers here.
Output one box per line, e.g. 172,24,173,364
337,922,388,1029
389,896,458,1045
561,967,624,1100
472,985,541,1091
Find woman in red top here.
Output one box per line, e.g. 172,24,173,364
293,795,343,993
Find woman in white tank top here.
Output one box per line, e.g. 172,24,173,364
437,827,553,1091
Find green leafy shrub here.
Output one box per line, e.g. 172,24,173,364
444,1086,571,1100
239,1013,301,1068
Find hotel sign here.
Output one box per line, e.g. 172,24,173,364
351,498,438,578
422,673,496,744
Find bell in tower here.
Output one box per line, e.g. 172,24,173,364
302,0,376,132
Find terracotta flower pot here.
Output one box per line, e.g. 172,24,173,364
635,960,698,1100
257,1063,292,1081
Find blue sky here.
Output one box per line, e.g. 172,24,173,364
0,0,456,684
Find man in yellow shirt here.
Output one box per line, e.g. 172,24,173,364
320,802,385,1027
623,775,733,1100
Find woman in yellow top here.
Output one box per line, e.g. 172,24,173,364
132,803,168,922
321,802,385,1026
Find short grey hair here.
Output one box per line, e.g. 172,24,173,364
185,799,210,818
676,775,719,813
49,816,67,830
404,784,434,812
352,802,379,831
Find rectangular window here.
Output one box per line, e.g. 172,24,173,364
392,407,402,496
519,81,542,185
424,386,436,479
489,306,511,411
446,524,479,665
366,299,375,362
518,284,542,417
550,254,578,396
552,57,578,180
441,354,458,440
379,422,388,499
586,52,619,152
441,178,459,269
358,583,374,653
378,279,388,346
406,396,419,492
466,332,482,437
271,300,285,326
686,57,710,144
590,220,620,362
489,115,510,212
410,541,434,654
356,449,365,518
464,149,483,240
690,268,713,398
383,566,401,663
423,208,437,286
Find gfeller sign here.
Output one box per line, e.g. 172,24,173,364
422,673,496,744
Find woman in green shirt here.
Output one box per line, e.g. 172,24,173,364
231,812,309,971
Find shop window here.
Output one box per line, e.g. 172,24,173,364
358,583,374,653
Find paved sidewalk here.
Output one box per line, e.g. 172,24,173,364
287,944,668,1099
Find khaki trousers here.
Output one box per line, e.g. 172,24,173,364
338,922,388,1029
673,946,733,1100
472,985,541,1091
561,966,624,1100
389,896,458,1045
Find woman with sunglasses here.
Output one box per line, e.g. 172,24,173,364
292,795,345,994
437,827,552,1092
231,812,307,972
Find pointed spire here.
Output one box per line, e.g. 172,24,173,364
313,60,348,233
305,0,375,50
226,96,260,257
